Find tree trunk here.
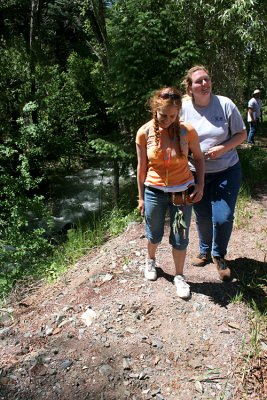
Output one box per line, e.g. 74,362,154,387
113,159,120,206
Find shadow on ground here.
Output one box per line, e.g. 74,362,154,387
157,258,267,312
229,257,267,313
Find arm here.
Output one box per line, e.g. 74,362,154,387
248,107,255,122
205,129,247,160
136,143,147,216
189,137,205,203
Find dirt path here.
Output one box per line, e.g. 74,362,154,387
0,198,266,400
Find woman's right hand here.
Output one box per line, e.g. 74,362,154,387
138,199,145,216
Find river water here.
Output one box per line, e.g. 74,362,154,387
49,167,135,232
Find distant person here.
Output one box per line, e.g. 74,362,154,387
247,89,261,144
180,65,247,281
136,87,204,299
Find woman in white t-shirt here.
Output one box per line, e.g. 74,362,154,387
180,65,247,281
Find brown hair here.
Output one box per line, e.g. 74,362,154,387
148,87,182,154
182,65,210,96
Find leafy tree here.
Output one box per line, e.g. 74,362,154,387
174,0,267,105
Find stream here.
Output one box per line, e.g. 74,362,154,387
48,167,134,232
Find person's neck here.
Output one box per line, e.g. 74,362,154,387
193,94,212,107
159,126,169,132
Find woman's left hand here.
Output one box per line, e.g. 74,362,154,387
204,145,225,159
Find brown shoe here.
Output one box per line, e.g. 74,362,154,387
192,252,212,267
213,256,231,281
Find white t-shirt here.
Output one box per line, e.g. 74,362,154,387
247,97,260,121
180,95,245,173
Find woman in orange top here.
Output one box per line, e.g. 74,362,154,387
136,87,204,298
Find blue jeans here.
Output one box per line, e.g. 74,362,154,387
247,121,257,144
193,162,241,257
144,187,192,250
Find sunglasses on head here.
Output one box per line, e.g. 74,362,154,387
159,92,180,100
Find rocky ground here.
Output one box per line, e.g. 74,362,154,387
0,195,266,400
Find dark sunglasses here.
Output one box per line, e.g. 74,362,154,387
159,92,180,100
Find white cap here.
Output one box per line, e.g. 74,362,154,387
253,89,260,94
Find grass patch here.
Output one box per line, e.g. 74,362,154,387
235,145,267,228
0,203,140,304
232,143,267,397
44,206,141,282
238,146,267,187
229,264,267,398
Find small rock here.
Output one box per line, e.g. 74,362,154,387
228,322,241,330
48,368,57,376
128,373,139,379
152,340,163,349
188,357,203,369
0,377,9,385
142,388,150,394
60,360,73,370
125,327,136,334
195,380,203,393
101,273,113,282
154,355,160,365
0,327,12,338
138,370,147,380
123,357,131,370
151,388,161,396
81,309,97,327
99,364,113,376
45,326,53,336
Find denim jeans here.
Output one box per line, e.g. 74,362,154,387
144,187,192,250
247,121,257,144
193,162,241,257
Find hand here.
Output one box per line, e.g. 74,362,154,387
204,145,225,160
190,183,204,203
138,199,145,216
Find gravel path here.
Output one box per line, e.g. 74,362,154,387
0,197,266,400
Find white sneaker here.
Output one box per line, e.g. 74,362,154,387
144,258,157,281
174,275,190,299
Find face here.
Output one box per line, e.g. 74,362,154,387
190,69,212,100
157,105,179,129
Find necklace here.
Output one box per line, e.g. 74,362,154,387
159,129,173,186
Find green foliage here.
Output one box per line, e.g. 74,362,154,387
45,223,106,281
235,147,267,227
232,263,267,316
32,204,140,284
0,44,31,138
238,147,267,190
105,0,200,130
0,209,53,299
89,138,133,160
34,63,91,168
103,207,141,237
